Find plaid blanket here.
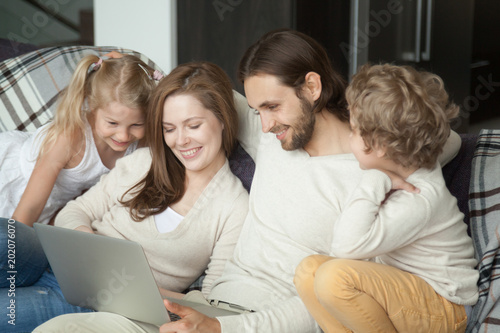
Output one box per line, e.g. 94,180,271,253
0,45,163,133
467,129,500,333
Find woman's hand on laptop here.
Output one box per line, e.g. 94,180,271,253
74,225,94,234
160,299,221,333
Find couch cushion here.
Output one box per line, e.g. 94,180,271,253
442,133,478,235
465,129,500,331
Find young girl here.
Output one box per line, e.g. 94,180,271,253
0,54,159,227
0,54,160,288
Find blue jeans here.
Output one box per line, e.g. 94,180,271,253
0,218,48,287
0,269,93,332
0,218,92,331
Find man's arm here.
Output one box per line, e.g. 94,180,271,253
160,295,321,333
233,90,262,160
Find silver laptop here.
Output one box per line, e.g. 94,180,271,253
33,223,239,326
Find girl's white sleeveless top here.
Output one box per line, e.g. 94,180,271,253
0,122,138,224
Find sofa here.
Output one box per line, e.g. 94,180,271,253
0,39,499,332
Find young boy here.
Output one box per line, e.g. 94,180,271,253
294,63,479,333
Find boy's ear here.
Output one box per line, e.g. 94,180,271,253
375,145,387,158
304,72,322,102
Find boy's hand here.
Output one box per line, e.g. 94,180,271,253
381,169,420,194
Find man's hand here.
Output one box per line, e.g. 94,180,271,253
159,300,222,333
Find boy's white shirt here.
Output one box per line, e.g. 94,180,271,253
331,165,478,305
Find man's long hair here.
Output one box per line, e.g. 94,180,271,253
238,29,349,122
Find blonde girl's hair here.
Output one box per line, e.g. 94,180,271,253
38,54,158,157
346,63,459,169
121,61,238,222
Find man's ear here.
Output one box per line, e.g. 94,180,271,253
304,72,322,102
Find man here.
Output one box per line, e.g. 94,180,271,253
35,29,459,333
161,28,455,333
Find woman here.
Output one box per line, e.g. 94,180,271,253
2,61,249,332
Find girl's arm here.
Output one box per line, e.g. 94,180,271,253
12,133,76,227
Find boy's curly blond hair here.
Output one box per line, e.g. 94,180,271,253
346,63,459,169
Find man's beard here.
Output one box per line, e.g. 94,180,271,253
282,98,316,151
